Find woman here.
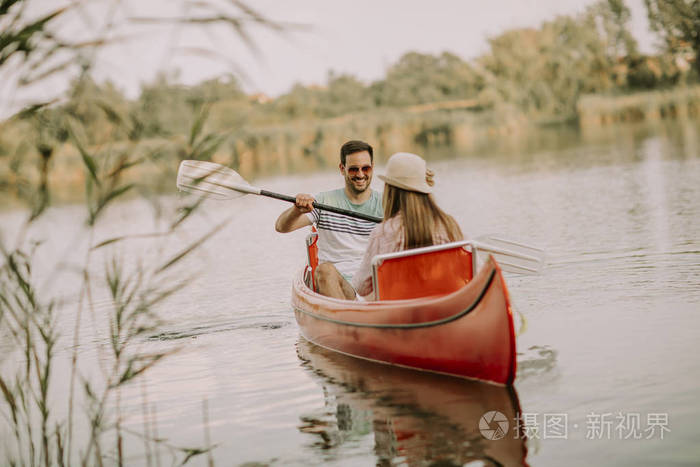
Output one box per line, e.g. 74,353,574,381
352,152,463,298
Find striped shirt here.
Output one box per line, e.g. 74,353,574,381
306,188,383,280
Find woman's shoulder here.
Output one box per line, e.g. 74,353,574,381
370,216,404,252
377,215,402,234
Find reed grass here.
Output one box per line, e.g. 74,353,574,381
578,85,700,127
0,109,224,465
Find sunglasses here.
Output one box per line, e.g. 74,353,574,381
346,165,373,175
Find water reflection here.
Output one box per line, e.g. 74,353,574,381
297,338,529,466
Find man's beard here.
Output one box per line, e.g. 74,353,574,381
346,176,370,195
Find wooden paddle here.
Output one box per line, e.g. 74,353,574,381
176,160,383,223
176,160,545,274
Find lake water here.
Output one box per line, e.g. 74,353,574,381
1,121,699,466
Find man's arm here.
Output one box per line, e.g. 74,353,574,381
275,194,314,233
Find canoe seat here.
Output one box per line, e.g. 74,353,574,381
304,230,319,291
372,241,474,300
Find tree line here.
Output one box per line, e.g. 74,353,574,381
2,0,697,152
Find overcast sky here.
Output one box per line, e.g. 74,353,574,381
4,0,656,114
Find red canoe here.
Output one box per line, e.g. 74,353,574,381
292,240,518,385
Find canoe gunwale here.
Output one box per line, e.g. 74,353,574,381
293,268,496,329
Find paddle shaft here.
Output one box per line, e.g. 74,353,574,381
260,190,383,223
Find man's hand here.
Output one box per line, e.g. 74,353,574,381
294,194,315,214
275,194,315,232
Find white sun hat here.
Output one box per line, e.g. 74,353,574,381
378,152,433,194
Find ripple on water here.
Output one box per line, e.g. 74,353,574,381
147,319,293,341
517,345,559,381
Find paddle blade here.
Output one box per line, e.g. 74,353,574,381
473,235,545,275
176,160,259,200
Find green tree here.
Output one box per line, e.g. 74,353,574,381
376,52,483,107
479,5,628,118
318,72,373,117
644,0,700,76
588,0,639,59
62,74,132,143
262,83,323,121
180,75,246,119
135,72,195,136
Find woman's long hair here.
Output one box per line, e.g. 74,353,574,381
383,183,463,249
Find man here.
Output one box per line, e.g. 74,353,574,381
275,140,383,299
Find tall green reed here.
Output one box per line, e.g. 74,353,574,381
0,100,229,466
0,1,287,464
